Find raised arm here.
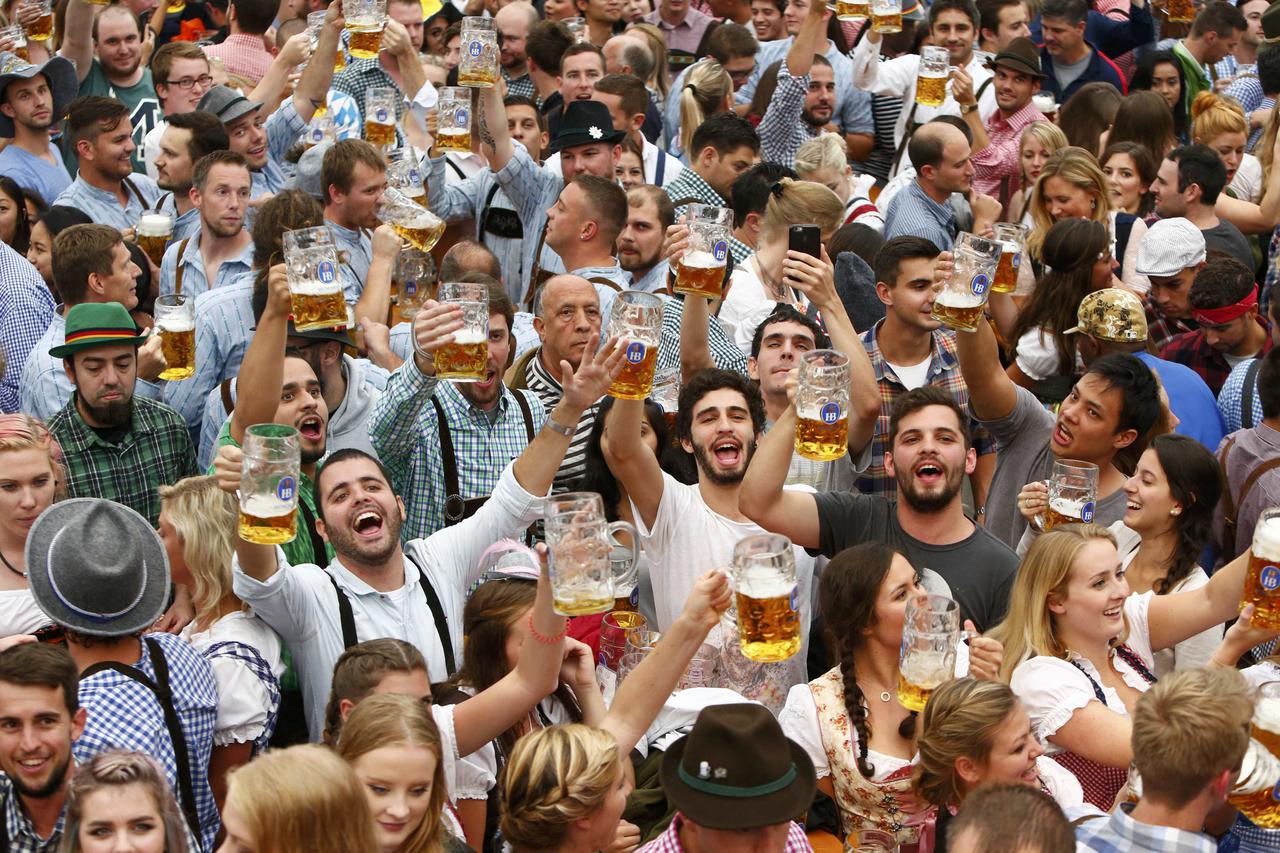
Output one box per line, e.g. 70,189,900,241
1147,547,1248,653
383,20,426,106
952,278,1019,420
1216,136,1280,234
351,224,398,333
230,266,289,445
248,32,313,113
477,80,515,172
738,403,822,547
291,0,341,125
60,0,96,83
213,443,280,581
599,570,731,755
601,395,666,529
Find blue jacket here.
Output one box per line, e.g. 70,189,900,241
1039,42,1128,103
1030,3,1155,60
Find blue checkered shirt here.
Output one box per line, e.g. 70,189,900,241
73,632,219,852
660,169,753,264
427,157,529,305
503,69,535,100
1076,803,1216,852
251,100,308,199
52,173,162,231
369,359,547,539
332,56,402,126
1218,355,1263,433
656,294,748,376
0,243,54,414
1223,66,1272,151
158,234,256,299
0,773,64,852
757,62,820,169
162,279,256,436
491,145,568,296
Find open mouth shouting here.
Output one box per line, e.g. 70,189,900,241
914,459,944,485
1052,421,1072,448
712,437,743,468
351,505,386,539
297,415,324,442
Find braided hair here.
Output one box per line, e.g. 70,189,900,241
819,542,913,779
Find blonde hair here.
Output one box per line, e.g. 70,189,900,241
1258,102,1280,182
625,22,670,98
1019,121,1069,185
678,60,732,157
225,745,378,853
760,178,845,244
1027,146,1111,260
1132,667,1252,808
157,475,239,625
61,750,189,853
323,638,427,746
1191,90,1248,144
914,679,1020,808
499,724,622,850
988,524,1120,683
336,694,447,853
0,413,67,501
795,132,849,178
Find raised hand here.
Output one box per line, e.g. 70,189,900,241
680,569,733,633
559,332,625,412
410,300,465,369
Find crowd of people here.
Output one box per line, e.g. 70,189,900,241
0,0,1278,847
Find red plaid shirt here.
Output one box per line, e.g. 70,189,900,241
1144,298,1197,351
1158,319,1273,395
972,98,1045,199
637,814,813,852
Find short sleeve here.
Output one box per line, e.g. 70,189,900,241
778,684,830,779
452,742,496,800
1014,328,1062,382
208,656,272,746
430,704,461,801
1121,591,1156,666
814,491,890,558
1010,656,1102,746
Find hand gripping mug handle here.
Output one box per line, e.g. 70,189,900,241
607,521,640,584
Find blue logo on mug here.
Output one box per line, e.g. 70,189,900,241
1262,564,1280,593
789,586,799,612
820,402,841,424
468,40,482,56
1081,501,1095,523
409,169,421,182
713,240,728,262
317,260,336,283
625,342,646,364
456,108,469,125
629,587,639,606
276,476,297,502
970,273,990,297
375,107,389,123
1011,253,1021,271
404,280,417,296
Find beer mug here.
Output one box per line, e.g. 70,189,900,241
342,0,386,59
1167,0,1193,22
834,0,868,20
678,643,719,689
238,424,301,545
1228,681,1280,828
563,16,587,40
365,87,397,147
283,226,348,332
930,232,999,333
153,294,195,382
794,349,851,462
1245,509,1280,630
598,611,647,671
626,628,661,655
378,187,446,253
1,25,27,60
302,113,336,149
1040,459,1099,532
24,0,52,42
437,86,473,153
845,830,900,853
870,0,901,32
732,534,801,662
616,650,646,684
898,594,965,712
610,537,640,611
991,222,1027,294
916,45,949,107
435,281,489,381
544,492,639,616
651,367,679,435
386,154,427,205
458,17,498,88
136,209,172,268
675,204,732,299
308,10,346,72
395,249,434,320
607,290,664,400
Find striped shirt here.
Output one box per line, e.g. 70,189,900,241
861,93,904,183
525,352,599,489
0,244,55,414
883,180,958,250
157,233,255,299
162,279,256,436
427,157,529,305
52,173,162,231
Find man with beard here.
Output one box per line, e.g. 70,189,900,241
61,4,160,175
370,276,547,540
47,302,198,528
756,0,840,169
0,643,85,852
496,2,538,100
53,96,162,232
158,150,254,300
216,275,623,739
740,385,1018,631
151,111,231,244
605,369,818,692
0,55,77,207
953,38,1045,201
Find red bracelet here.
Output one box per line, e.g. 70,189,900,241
527,612,567,645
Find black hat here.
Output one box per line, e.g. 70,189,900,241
546,100,626,156
659,703,816,830
985,36,1046,79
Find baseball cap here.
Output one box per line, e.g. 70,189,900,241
198,85,262,125
1064,288,1149,342
1134,218,1206,278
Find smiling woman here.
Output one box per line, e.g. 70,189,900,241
0,414,64,637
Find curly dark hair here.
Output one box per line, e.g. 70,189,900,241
572,395,694,518
1148,433,1223,594
674,368,767,445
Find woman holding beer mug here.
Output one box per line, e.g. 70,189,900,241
1016,434,1224,676
988,523,1254,810
914,678,1085,852
0,414,64,636
777,543,1004,846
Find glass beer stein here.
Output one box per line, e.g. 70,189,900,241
386,153,428,205
283,226,348,332
24,0,52,42
434,281,489,382
303,113,336,149
1228,681,1280,828
544,492,638,616
437,86,473,153
931,232,999,332
136,209,173,268
239,425,301,545
675,204,732,299
364,87,397,147
458,17,498,88
1040,459,1099,532
794,349,851,462
897,594,966,712
1244,509,1280,630
991,222,1027,294
606,290,664,400
342,0,386,59
870,0,901,32
834,0,868,20
916,45,949,107
378,188,446,252
563,16,587,40
154,294,195,381
395,249,435,320
732,534,801,663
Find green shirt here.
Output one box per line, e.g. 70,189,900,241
48,394,198,527
212,423,334,568
1172,41,1210,119
67,60,161,175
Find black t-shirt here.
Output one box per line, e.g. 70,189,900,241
814,491,1018,631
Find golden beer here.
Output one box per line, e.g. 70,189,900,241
291,288,348,332
438,128,471,152
897,653,950,712
554,589,615,616
312,103,328,119
674,250,726,299
457,66,497,88
1043,496,1093,532
796,413,849,462
333,50,347,72
436,332,488,381
916,72,947,107
166,0,185,11
931,289,984,332
1229,741,1280,828
1167,0,1193,22
238,496,298,545
872,11,902,31
735,578,801,663
612,590,638,612
608,341,658,400
992,244,1020,293
1245,515,1280,630
137,234,168,267
346,26,383,59
158,326,195,381
835,0,868,18
26,13,53,41
365,120,395,146
393,217,446,253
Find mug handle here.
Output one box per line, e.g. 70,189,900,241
607,521,640,579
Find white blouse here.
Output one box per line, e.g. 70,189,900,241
0,588,50,637
719,257,808,355
452,690,569,800
180,611,284,747
1011,592,1156,754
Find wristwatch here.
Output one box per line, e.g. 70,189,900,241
960,101,979,115
545,417,575,437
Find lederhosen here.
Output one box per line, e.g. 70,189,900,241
432,390,536,526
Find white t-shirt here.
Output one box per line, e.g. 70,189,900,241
181,611,284,747
885,356,930,390
1232,153,1264,203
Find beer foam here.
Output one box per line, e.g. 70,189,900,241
1049,497,1088,515
682,250,723,270
449,329,486,345
291,280,343,295
1001,240,1020,254
1254,696,1280,733
901,652,952,688
1233,740,1280,796
137,213,171,236
159,318,195,333
919,68,948,79
241,493,296,518
1254,515,1280,562
934,289,985,308
735,569,796,600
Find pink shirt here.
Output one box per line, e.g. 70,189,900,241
971,98,1044,200
204,34,275,85
637,814,814,852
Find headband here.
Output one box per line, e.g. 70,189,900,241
1192,284,1258,326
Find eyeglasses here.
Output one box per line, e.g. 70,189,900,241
727,61,757,82
164,74,213,90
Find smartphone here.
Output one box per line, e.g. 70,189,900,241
789,224,822,260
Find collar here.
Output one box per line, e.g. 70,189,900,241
647,6,709,28
671,168,726,206
184,232,254,266
1106,803,1217,852
1172,41,1211,83
67,395,139,444
218,32,272,50
907,179,955,219
438,375,515,417
328,552,417,595
3,772,68,844
326,220,368,244
71,174,129,204
990,97,1044,130
863,321,956,382
630,261,669,292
